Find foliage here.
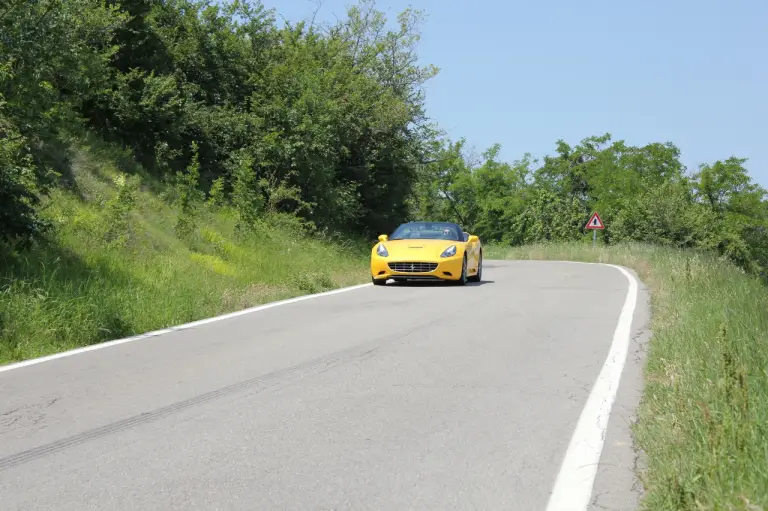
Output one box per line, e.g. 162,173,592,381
229,149,263,234
419,133,768,277
103,172,140,246
1,0,440,249
3,0,766,277
0,106,49,249
0,141,368,363
0,0,126,249
174,141,204,238
206,176,226,209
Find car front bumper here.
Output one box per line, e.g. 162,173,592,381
370,255,464,281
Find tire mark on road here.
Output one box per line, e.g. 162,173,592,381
0,311,455,472
0,340,378,472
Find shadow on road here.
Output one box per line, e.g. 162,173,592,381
385,280,495,288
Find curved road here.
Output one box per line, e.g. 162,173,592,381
0,260,649,510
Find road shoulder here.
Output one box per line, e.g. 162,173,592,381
588,265,651,510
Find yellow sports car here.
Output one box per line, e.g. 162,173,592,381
370,221,483,286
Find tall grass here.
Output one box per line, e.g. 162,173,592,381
486,242,768,510
0,138,370,363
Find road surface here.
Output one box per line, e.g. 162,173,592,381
0,260,648,510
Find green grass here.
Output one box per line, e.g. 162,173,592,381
486,242,768,510
0,137,370,364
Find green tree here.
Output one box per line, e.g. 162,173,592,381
0,108,47,249
229,150,263,234
0,0,126,248
174,141,204,238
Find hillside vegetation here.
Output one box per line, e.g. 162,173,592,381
488,243,768,510
2,1,768,508
0,135,368,363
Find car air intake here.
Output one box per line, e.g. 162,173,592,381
388,262,438,273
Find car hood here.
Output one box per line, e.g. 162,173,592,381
381,239,461,260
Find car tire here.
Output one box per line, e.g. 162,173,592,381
468,252,482,282
372,276,386,286
454,255,468,286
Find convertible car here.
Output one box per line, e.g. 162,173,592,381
370,221,482,286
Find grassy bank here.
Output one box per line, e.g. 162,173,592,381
486,242,768,510
0,138,370,364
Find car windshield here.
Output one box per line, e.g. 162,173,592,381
390,222,461,241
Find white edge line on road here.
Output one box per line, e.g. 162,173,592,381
543,261,640,511
0,282,372,374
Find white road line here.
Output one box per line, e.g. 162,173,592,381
0,283,372,374
545,262,640,511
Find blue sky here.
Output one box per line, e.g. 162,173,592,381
260,0,768,186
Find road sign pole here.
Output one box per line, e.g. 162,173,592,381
592,228,596,248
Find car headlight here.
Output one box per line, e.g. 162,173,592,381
440,245,457,258
377,243,389,257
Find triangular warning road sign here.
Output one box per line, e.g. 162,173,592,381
585,211,605,230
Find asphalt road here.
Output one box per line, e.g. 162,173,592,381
0,260,648,510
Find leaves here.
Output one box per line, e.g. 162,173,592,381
0,107,50,249
229,149,263,234
1,0,766,281
415,132,768,277
174,141,204,238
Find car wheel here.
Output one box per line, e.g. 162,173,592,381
468,253,482,282
454,255,467,286
372,276,386,286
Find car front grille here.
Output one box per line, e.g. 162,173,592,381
388,262,438,273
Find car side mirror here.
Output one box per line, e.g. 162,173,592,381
468,235,479,243
378,234,388,242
